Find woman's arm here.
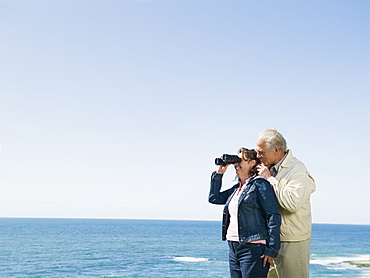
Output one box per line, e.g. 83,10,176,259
208,172,237,204
255,179,281,258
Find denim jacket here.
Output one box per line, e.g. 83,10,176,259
209,172,281,258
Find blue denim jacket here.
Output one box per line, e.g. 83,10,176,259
209,172,281,258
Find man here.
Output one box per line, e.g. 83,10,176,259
255,128,316,278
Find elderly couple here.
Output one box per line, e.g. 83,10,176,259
209,128,316,278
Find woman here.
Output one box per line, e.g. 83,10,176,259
209,148,281,278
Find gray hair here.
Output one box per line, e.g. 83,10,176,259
257,128,287,152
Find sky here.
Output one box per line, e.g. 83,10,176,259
0,0,369,225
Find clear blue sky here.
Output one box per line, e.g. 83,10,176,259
1,0,369,224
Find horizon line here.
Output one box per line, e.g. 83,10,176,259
0,216,369,226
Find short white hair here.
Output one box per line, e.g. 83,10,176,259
257,128,287,152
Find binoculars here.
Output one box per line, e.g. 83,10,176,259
215,154,242,166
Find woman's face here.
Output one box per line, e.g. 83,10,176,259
234,159,255,179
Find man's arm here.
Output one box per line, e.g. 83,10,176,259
267,166,315,212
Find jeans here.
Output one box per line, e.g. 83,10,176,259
228,241,270,278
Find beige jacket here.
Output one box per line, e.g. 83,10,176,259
267,149,316,241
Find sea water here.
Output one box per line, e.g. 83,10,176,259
0,218,369,277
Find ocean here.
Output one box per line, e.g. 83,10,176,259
0,218,369,278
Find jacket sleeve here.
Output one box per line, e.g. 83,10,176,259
255,179,281,258
267,162,316,213
208,171,237,204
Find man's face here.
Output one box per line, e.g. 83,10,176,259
256,139,278,167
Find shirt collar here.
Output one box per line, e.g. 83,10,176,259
271,152,288,177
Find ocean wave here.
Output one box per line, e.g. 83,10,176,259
172,256,209,262
310,254,370,270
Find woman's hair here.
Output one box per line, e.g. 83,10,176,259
257,128,287,152
238,147,261,176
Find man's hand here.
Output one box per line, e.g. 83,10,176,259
256,164,272,179
260,254,274,267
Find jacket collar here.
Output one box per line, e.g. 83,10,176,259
280,149,294,168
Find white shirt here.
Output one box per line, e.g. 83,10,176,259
226,183,245,241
